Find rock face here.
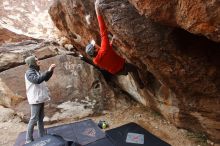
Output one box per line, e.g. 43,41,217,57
49,0,220,142
0,0,57,39
0,40,58,72
0,106,15,122
0,77,25,107
49,0,99,50
128,0,220,42
0,28,33,45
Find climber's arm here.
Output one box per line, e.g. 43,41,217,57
95,0,110,54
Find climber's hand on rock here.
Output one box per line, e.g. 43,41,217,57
95,0,101,5
78,54,83,58
95,0,101,15
112,35,118,40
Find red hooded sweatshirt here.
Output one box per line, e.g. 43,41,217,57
93,15,125,74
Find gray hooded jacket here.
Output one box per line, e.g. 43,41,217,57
25,56,53,104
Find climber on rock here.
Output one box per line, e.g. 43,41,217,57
83,0,144,89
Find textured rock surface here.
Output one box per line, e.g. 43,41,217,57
129,0,220,42
0,0,57,39
49,0,99,51
0,54,114,122
0,78,25,107
49,0,220,142
0,28,33,45
0,106,15,122
0,40,59,72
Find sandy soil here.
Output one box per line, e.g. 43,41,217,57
0,101,212,146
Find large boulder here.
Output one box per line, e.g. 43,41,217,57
0,78,25,107
0,0,57,39
0,54,114,122
0,106,15,122
49,0,220,142
128,0,220,42
0,40,59,72
49,0,99,50
0,28,33,45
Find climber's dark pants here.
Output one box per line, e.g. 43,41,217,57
116,62,144,88
81,56,144,88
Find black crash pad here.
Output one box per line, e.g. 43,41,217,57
47,119,105,145
85,138,115,146
14,120,171,146
14,119,106,146
24,134,69,146
106,122,170,146
14,130,41,146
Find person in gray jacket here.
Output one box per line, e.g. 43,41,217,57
24,55,56,144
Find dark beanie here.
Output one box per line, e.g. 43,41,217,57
25,56,37,67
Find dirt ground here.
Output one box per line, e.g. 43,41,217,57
0,101,214,146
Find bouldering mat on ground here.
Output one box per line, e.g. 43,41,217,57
85,138,115,146
14,119,106,146
47,119,105,145
14,131,38,146
14,121,171,146
106,122,171,146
